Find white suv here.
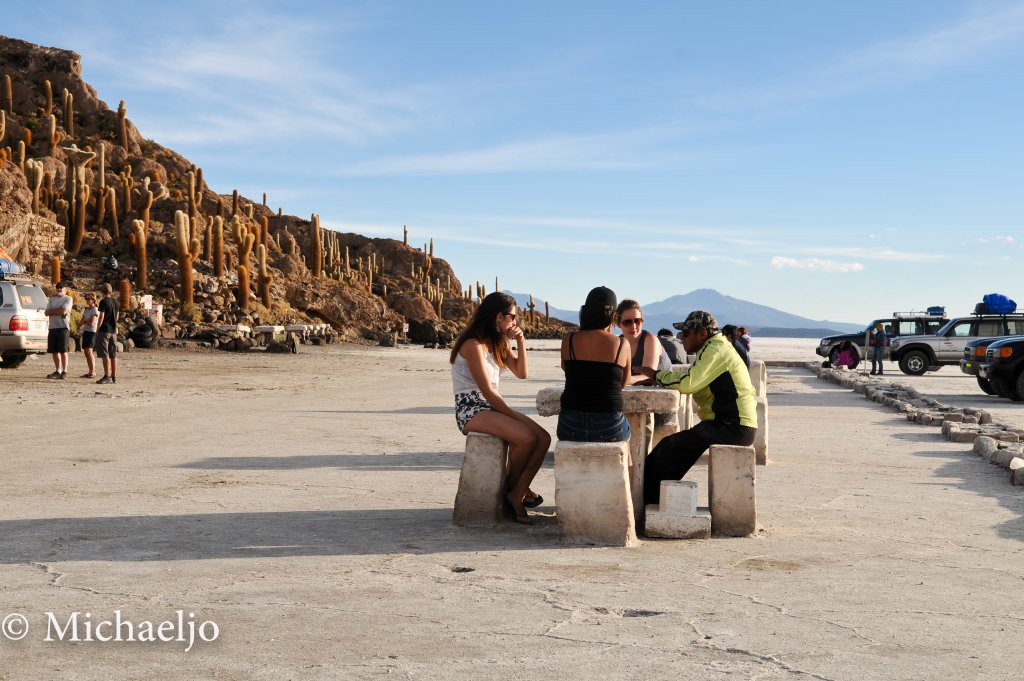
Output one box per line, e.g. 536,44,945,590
0,274,50,368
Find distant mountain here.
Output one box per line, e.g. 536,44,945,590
506,288,865,336
642,289,863,335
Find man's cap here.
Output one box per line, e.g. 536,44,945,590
583,286,617,310
55,281,68,289
673,310,719,334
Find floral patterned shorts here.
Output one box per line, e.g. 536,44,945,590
455,390,492,432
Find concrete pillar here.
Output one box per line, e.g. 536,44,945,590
748,359,767,398
452,433,508,526
554,441,637,546
754,396,768,465
708,444,756,537
624,412,652,528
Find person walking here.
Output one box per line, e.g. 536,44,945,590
44,281,73,379
94,283,119,384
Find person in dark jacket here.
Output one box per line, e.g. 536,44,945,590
656,328,687,364
722,324,751,368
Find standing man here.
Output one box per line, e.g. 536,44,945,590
869,321,888,376
94,283,119,384
44,281,73,379
635,310,757,505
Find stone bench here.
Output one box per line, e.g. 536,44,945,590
554,440,637,546
708,444,756,536
644,480,711,539
452,433,508,526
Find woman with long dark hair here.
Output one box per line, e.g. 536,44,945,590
450,292,550,524
557,286,631,442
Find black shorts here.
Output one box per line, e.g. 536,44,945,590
81,331,96,350
47,328,70,354
95,331,118,359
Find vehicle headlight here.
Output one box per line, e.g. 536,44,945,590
890,340,900,349
820,339,831,347
998,347,1013,358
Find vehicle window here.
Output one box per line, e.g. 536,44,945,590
977,320,1005,336
896,321,918,335
947,321,974,337
925,321,944,334
15,284,48,310
1009,320,1024,335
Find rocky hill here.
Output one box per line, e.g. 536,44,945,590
0,36,572,346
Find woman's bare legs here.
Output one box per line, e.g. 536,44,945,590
465,410,550,520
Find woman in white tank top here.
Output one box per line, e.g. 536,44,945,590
450,292,550,525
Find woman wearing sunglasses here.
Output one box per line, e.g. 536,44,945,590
450,292,550,524
615,299,671,385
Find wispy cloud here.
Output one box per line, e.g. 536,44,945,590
700,3,1024,112
771,256,864,273
796,246,948,263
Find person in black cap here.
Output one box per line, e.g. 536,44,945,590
635,310,757,504
557,286,632,443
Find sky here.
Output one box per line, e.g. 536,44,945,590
6,1,1024,325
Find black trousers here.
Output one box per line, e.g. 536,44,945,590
643,420,757,505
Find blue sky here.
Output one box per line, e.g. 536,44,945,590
8,1,1024,324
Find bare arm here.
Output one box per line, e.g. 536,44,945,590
626,332,660,385
505,324,528,379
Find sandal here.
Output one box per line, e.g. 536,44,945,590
523,493,544,508
503,497,533,525
81,373,96,379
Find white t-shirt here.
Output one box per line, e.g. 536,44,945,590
46,294,73,330
81,305,99,332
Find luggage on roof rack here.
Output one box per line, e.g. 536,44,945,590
0,255,27,278
892,308,947,318
980,293,1016,315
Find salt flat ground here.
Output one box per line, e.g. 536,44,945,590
0,340,1022,680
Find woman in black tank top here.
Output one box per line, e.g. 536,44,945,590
557,287,632,442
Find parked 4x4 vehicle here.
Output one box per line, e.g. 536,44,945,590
889,313,1024,376
976,336,1024,400
959,336,1018,395
0,272,50,368
816,310,948,368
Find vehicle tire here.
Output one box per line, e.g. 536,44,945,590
129,316,160,349
976,376,996,395
1013,370,1024,402
991,375,1015,399
0,351,27,369
898,350,929,376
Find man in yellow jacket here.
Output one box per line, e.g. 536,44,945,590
636,310,757,505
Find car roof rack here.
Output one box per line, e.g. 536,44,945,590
891,309,945,318
0,271,35,282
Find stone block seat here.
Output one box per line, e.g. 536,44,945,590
452,433,509,526
754,396,768,465
644,480,711,539
708,444,756,536
554,440,637,546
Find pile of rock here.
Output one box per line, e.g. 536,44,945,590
969,436,1024,486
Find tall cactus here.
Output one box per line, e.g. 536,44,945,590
213,215,225,278
117,100,128,149
174,210,199,308
25,159,43,214
237,265,250,311
129,219,147,290
120,279,132,311
257,244,273,309
308,214,322,277
44,79,52,116
231,215,254,270
2,74,12,116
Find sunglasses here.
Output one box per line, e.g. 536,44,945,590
503,312,517,321
620,318,643,327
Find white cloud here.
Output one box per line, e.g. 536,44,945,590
995,235,1015,243
770,256,864,273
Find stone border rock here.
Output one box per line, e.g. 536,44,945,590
811,363,1023,486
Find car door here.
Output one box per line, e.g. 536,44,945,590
937,320,975,361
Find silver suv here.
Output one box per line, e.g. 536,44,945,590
889,313,1024,376
0,274,50,368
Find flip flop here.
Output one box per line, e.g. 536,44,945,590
523,494,544,508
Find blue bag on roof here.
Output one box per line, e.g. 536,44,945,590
926,306,945,315
982,293,1017,314
0,256,26,276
